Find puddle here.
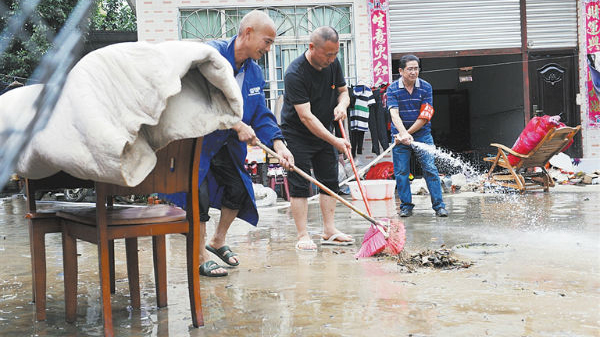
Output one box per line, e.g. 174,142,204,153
452,242,511,255
0,185,599,336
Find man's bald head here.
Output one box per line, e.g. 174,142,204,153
238,10,276,36
309,26,339,47
235,10,276,63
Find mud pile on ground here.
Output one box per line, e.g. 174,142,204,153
394,247,473,273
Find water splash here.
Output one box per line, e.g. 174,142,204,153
410,141,481,181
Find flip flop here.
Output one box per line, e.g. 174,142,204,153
205,244,239,266
199,260,228,277
295,239,317,251
320,232,355,246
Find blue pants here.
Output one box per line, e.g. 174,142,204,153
392,132,445,211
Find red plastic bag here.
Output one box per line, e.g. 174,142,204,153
508,115,570,165
365,161,395,180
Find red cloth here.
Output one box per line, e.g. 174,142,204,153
365,161,395,180
418,103,434,121
508,115,571,165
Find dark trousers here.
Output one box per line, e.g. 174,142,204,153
350,130,364,157
285,135,339,198
369,105,390,155
199,145,247,221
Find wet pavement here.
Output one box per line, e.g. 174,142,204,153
0,186,599,336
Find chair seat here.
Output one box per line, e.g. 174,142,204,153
57,204,186,226
27,204,96,219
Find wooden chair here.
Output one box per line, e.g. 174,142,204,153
24,172,96,321
484,125,581,192
57,137,204,337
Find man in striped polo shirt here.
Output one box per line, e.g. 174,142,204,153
386,54,448,217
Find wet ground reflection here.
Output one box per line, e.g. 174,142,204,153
0,186,599,336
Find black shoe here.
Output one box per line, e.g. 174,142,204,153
399,209,413,217
435,208,449,217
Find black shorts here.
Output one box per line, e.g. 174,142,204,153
285,134,339,198
199,145,248,221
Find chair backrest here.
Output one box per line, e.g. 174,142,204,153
103,137,202,196
517,125,581,169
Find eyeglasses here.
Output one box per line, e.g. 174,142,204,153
404,67,420,72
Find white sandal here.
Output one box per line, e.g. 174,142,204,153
295,239,317,251
320,233,355,246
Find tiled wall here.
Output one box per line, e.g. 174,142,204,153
136,0,374,84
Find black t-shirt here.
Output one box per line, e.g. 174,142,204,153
280,52,346,140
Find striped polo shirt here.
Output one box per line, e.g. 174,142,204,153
386,77,433,137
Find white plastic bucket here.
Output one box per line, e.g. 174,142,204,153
347,180,396,200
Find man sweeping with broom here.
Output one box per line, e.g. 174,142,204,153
279,26,355,251
278,26,404,256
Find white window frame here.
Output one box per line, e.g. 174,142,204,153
178,5,356,110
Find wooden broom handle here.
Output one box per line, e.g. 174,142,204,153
337,120,373,216
256,141,383,229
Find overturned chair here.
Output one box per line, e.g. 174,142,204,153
484,125,581,192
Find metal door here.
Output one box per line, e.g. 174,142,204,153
529,51,581,157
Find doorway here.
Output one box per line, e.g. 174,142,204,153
528,50,582,157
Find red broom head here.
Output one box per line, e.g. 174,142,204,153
355,225,387,258
384,220,406,255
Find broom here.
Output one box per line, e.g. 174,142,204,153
337,120,404,258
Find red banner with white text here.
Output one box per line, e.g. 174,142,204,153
585,1,600,128
368,0,392,87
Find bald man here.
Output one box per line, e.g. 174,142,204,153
196,10,294,276
280,26,354,251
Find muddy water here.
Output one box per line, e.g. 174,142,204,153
0,187,599,336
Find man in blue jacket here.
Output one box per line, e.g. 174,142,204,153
199,11,294,276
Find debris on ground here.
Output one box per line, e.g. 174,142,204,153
253,183,277,207
391,247,473,273
410,178,429,195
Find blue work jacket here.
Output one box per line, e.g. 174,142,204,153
191,36,283,226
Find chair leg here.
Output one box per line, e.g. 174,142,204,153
542,167,554,190
283,177,290,201
125,238,140,310
542,174,552,192
109,240,116,294
486,153,500,180
29,221,36,303
98,238,114,336
152,235,168,308
62,227,78,323
31,223,47,321
187,222,204,327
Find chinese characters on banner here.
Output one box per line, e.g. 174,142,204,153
368,0,391,86
586,1,600,128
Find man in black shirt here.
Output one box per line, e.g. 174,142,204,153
280,26,354,251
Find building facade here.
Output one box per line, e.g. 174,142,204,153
136,0,599,170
